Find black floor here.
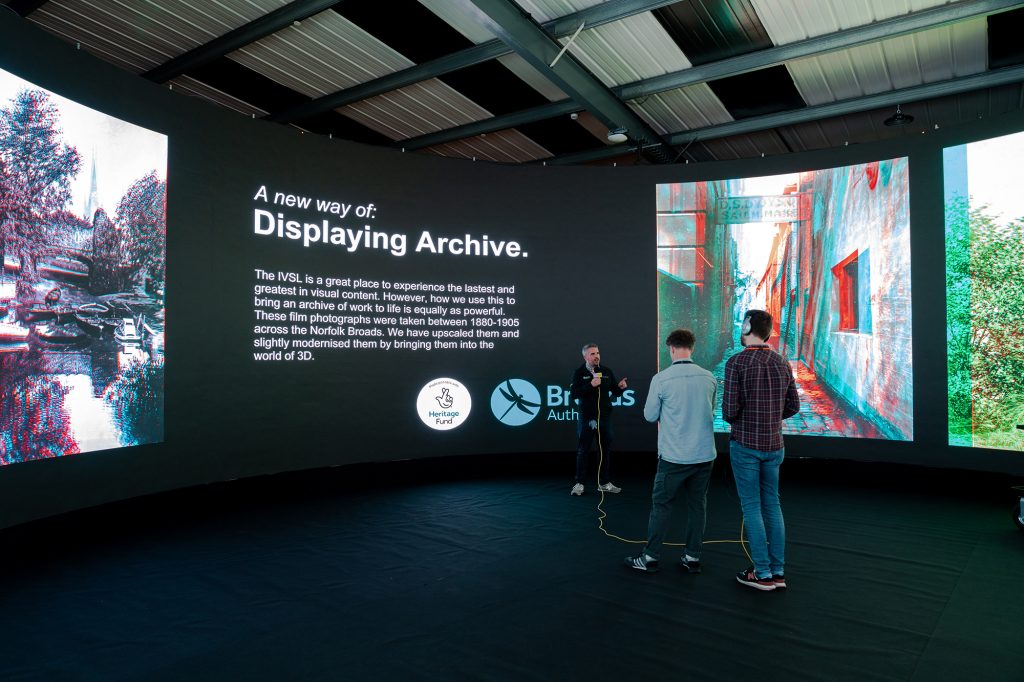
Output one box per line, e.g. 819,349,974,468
1,454,1022,681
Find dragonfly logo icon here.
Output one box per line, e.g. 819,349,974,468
490,379,542,426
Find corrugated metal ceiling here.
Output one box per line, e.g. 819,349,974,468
6,0,1024,165
29,0,283,73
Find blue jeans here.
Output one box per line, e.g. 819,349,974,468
730,441,785,579
643,458,714,560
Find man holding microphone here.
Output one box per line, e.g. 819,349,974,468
570,343,627,495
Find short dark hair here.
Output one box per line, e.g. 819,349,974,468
581,342,598,354
744,310,772,340
666,328,695,350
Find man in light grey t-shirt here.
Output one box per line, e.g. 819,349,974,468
625,328,718,574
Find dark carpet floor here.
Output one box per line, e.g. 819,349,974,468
1,454,1022,681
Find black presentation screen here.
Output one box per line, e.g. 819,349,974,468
211,137,656,463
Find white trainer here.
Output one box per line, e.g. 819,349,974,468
597,482,622,493
571,483,584,496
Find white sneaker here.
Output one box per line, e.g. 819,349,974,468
571,483,584,496
597,482,622,493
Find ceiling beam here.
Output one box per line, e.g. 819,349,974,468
4,0,49,17
267,0,678,124
665,64,1024,146
542,63,1024,165
399,101,581,151
142,0,340,84
542,0,678,37
266,41,509,123
617,0,1024,101
450,0,672,162
398,0,1021,152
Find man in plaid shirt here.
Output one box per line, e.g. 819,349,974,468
722,309,799,591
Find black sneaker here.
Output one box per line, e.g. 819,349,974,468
772,574,786,588
735,566,776,591
680,557,702,574
624,553,659,573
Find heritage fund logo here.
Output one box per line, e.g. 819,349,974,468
416,378,471,430
490,379,542,426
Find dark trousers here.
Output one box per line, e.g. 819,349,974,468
643,458,715,560
575,416,613,485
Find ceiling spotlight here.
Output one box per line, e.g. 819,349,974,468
607,127,628,143
883,104,914,127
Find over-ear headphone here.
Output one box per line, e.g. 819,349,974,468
741,310,772,340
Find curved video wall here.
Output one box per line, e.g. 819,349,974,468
0,66,166,464
656,161,913,441
944,131,1024,453
1,12,1022,529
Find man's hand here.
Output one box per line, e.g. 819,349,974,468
590,376,601,387
618,377,628,390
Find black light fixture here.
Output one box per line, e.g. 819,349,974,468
883,104,914,127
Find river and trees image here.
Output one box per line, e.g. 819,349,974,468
0,68,167,465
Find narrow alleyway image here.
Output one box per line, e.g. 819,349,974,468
657,160,913,441
711,353,883,438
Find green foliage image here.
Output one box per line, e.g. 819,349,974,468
946,196,1024,451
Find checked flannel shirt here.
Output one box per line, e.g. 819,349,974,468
722,345,800,451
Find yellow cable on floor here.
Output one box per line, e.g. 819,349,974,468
592,385,752,563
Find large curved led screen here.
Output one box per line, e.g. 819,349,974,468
656,159,913,440
0,67,167,464
944,132,1024,452
224,156,651,462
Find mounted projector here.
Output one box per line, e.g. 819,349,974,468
607,127,628,143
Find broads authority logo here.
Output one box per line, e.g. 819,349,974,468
490,378,636,425
417,378,472,430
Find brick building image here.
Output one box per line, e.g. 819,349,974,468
656,158,912,440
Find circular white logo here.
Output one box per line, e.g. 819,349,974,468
416,377,472,430
490,379,542,426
